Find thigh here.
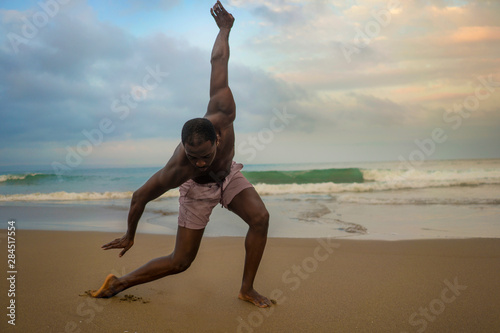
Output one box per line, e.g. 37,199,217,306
227,187,268,225
172,226,205,262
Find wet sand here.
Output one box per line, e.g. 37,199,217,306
2,197,500,240
1,230,500,332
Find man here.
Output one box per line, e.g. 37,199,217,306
91,1,272,308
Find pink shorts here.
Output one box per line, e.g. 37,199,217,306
178,161,253,229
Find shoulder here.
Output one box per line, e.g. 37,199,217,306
160,144,195,185
167,144,192,171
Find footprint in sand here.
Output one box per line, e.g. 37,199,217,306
120,294,150,304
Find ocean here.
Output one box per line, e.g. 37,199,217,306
1,159,499,239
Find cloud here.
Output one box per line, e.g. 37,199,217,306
0,1,315,166
450,26,500,43
1,0,499,166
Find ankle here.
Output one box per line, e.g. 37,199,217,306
117,278,129,291
240,285,254,294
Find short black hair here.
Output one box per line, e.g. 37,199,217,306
181,118,217,146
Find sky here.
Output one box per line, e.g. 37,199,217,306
1,0,499,168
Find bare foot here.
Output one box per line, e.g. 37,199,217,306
238,289,272,308
91,274,122,298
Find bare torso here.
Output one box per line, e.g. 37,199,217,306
190,116,235,184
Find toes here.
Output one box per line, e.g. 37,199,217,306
258,301,269,308
260,298,272,308
238,291,273,308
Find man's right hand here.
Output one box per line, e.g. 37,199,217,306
101,235,134,257
211,1,234,30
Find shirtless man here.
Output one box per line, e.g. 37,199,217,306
91,1,272,308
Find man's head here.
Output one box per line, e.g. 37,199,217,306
181,118,218,171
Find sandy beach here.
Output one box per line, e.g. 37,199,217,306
1,230,499,332
2,0,500,329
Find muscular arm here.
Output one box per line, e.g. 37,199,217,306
209,28,230,98
126,145,189,239
102,145,191,256
125,169,172,240
207,1,235,124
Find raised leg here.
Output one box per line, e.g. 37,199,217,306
228,187,272,308
92,226,204,298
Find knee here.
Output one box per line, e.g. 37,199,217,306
171,256,194,274
250,209,269,235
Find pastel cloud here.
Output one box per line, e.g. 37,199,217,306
450,26,500,43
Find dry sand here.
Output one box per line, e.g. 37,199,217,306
1,230,500,332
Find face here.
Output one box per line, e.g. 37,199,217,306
184,140,217,172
